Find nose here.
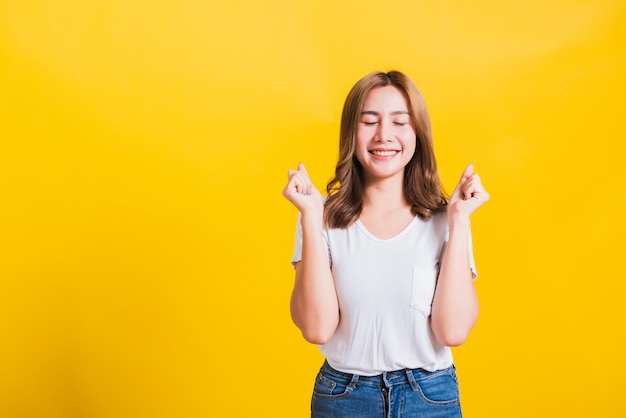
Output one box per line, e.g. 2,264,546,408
376,120,392,142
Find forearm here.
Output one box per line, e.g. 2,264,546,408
290,213,339,344
430,217,478,347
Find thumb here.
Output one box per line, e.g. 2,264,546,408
458,163,474,183
450,163,474,202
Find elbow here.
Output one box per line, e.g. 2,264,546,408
301,329,334,345
298,319,337,344
293,317,337,345
290,302,338,345
435,329,470,347
431,316,476,347
431,303,478,347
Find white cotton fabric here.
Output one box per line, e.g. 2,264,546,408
291,211,477,376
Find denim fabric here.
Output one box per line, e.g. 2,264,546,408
311,360,462,418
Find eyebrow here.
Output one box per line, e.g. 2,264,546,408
360,110,410,116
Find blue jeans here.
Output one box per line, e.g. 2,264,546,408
311,360,462,418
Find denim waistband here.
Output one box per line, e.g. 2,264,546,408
321,360,454,387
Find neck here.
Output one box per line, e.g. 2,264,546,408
362,175,409,211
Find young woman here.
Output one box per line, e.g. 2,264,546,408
282,71,489,418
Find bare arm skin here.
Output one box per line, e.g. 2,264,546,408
283,163,339,344
430,164,490,347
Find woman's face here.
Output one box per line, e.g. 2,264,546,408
355,85,416,184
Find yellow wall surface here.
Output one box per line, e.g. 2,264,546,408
1,1,625,417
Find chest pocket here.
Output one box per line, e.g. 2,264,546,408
410,266,438,316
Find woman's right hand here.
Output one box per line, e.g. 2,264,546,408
282,162,324,215
283,163,337,344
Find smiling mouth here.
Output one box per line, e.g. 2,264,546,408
369,150,399,156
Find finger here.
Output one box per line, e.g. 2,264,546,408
471,175,490,203
459,163,474,182
284,174,299,198
298,162,313,195
463,174,489,202
451,164,474,201
298,162,309,176
292,172,312,195
288,169,297,180
462,176,477,200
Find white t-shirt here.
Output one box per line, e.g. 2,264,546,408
291,211,477,375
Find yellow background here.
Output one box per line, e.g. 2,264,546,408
1,1,625,417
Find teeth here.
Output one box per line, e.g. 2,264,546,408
370,150,398,156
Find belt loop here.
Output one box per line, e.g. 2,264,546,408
347,372,359,390
405,368,419,391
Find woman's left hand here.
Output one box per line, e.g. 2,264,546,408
448,164,490,221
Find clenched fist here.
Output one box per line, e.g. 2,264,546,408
282,162,324,215
448,164,490,223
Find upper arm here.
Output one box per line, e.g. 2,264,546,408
290,212,332,268
438,226,478,279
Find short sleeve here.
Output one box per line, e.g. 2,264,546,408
440,226,478,279
290,212,304,266
290,212,331,268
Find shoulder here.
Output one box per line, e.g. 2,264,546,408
419,210,448,229
413,212,448,243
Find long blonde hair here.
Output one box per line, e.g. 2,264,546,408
324,71,448,228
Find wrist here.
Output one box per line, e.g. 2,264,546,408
447,213,471,231
301,211,324,229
